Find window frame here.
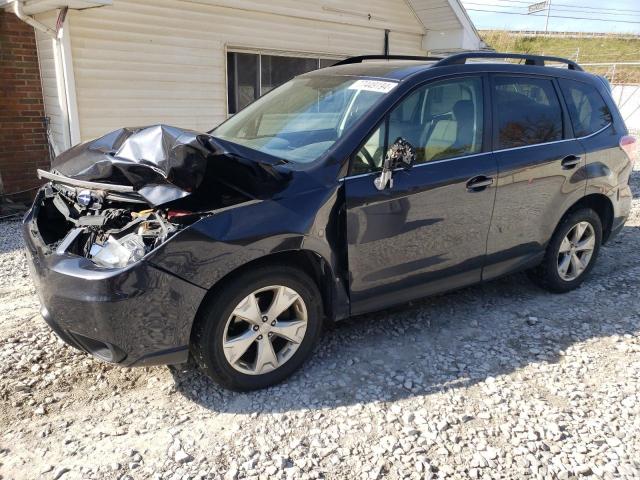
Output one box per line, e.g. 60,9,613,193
489,73,574,152
226,48,343,116
347,73,492,177
557,77,614,139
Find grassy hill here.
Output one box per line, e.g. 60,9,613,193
480,31,640,84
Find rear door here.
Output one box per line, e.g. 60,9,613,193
558,78,632,237
344,75,498,315
483,74,587,280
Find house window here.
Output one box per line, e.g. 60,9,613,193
227,52,339,114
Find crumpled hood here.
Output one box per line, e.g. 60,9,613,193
51,125,291,207
51,125,214,206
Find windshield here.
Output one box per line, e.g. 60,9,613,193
213,76,397,164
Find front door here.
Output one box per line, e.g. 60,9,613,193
344,75,497,315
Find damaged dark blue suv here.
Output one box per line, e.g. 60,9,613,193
24,52,636,390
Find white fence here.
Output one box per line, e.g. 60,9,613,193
611,85,640,134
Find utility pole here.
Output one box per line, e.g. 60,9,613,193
545,0,552,33
528,1,552,33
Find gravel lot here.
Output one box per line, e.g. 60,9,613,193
1,166,640,480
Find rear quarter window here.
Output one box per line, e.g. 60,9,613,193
493,76,564,150
559,79,613,137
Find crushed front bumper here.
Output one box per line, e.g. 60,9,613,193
22,199,207,367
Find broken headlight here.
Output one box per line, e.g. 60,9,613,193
88,213,177,268
90,233,146,268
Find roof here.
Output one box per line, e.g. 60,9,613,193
406,0,478,34
1,0,111,15
4,0,482,52
405,0,484,52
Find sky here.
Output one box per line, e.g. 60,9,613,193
460,0,640,34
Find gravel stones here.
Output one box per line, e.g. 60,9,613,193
1,163,640,479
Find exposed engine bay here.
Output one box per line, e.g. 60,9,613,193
35,177,255,268
37,182,185,268
32,124,289,268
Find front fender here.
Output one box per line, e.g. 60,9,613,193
148,186,345,292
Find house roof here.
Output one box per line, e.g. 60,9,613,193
405,0,484,51
4,0,481,51
1,0,111,15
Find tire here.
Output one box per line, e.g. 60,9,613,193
528,208,603,293
191,265,323,391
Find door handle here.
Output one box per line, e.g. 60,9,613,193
466,175,493,192
561,155,582,169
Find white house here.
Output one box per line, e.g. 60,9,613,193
4,0,483,155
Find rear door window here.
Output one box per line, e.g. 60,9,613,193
492,76,564,150
559,79,613,137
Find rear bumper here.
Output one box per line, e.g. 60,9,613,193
22,197,207,367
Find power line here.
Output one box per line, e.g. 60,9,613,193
553,9,639,17
463,1,640,16
465,8,640,24
463,2,640,17
554,4,640,14
462,0,640,14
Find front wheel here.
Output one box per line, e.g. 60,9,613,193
528,208,602,293
191,266,323,391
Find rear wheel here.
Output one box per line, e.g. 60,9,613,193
191,266,323,391
528,208,602,293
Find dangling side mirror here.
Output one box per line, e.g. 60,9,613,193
374,137,416,191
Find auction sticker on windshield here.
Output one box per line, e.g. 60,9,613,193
348,79,398,94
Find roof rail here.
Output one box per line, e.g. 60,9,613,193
434,52,583,71
334,55,443,66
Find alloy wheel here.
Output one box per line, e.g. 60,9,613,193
222,285,308,375
557,221,596,282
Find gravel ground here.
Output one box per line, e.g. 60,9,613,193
1,167,640,480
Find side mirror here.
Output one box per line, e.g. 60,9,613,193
374,137,416,191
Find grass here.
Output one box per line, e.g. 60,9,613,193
480,31,640,84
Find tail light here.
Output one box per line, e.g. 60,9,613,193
620,135,637,164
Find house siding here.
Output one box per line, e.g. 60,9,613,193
66,0,426,141
33,11,67,155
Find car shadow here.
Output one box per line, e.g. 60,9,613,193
169,224,640,414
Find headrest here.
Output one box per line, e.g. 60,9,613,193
453,100,474,122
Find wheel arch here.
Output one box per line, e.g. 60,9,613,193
189,249,348,344
563,193,614,243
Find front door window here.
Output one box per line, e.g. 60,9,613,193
351,77,484,175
